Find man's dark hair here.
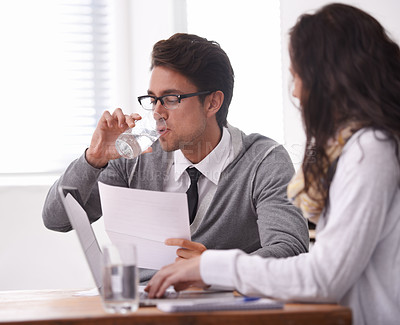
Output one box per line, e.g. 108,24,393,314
151,33,234,128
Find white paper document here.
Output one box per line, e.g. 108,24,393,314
157,297,284,313
98,182,191,270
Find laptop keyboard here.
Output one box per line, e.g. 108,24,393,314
139,290,179,300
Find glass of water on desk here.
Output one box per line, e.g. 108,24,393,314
101,243,139,314
115,111,166,159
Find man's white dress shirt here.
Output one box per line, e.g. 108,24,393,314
164,127,234,207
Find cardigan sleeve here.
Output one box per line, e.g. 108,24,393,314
251,144,309,257
42,150,130,232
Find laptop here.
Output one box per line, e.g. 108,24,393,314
58,185,234,306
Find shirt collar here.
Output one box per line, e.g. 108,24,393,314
173,127,232,185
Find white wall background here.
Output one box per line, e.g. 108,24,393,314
0,186,108,290
1,0,400,291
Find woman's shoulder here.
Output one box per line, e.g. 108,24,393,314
340,127,399,175
344,128,398,157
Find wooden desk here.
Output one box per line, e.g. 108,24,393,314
0,289,352,325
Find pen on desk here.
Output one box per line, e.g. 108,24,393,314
241,297,261,302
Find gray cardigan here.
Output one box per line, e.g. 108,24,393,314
43,125,309,282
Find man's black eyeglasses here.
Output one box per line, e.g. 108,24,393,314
138,91,212,110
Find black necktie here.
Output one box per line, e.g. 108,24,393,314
186,167,202,224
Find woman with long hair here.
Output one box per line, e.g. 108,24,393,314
145,4,400,324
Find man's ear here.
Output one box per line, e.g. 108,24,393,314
206,90,224,117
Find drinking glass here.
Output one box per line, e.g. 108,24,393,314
101,243,139,314
115,111,166,159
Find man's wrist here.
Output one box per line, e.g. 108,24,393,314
85,148,108,169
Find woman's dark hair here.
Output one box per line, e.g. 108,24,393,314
289,3,400,205
151,33,234,129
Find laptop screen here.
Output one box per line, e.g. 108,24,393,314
58,186,103,290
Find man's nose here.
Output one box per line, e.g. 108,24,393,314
153,100,168,121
